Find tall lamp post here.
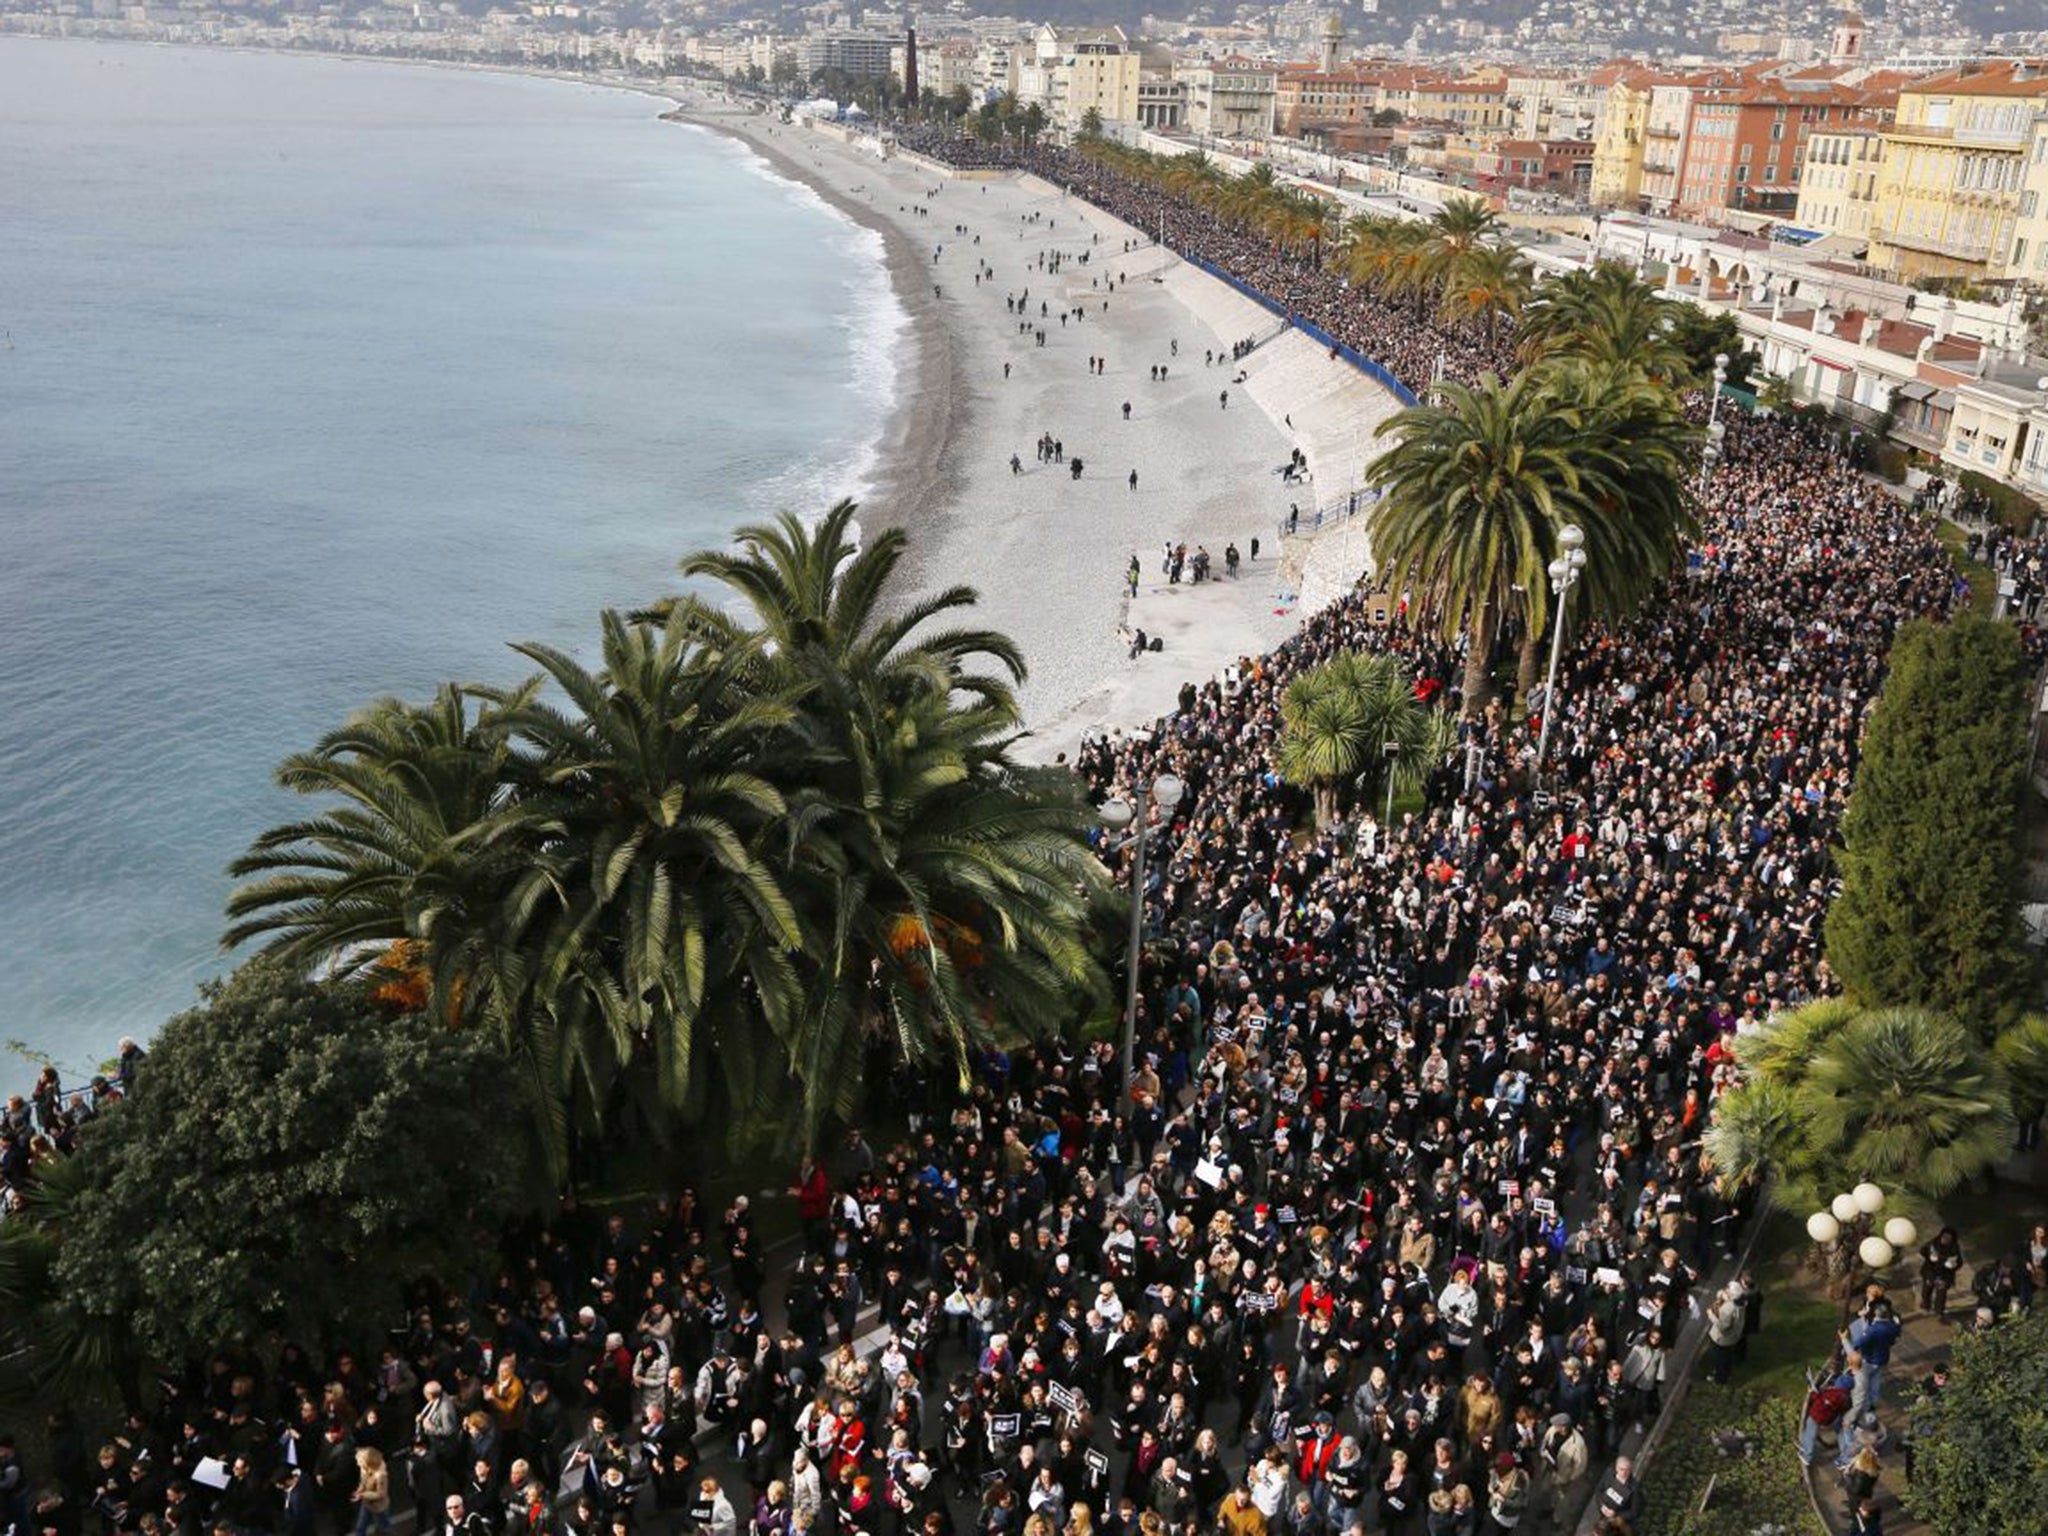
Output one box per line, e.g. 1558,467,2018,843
1534,523,1587,775
1698,351,1730,493
1098,773,1183,1102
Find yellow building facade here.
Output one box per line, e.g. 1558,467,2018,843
1794,125,1886,241
1867,61,2048,283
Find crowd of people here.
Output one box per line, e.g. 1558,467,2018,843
889,132,1515,402
2,124,2036,1536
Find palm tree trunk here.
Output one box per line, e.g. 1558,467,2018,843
1315,783,1338,829
1461,604,1496,719
1517,625,1542,713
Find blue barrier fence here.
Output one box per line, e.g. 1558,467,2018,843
1181,253,1421,409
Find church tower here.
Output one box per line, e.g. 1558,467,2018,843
1320,11,1345,75
1829,8,1866,66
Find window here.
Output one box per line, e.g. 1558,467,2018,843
1771,122,1784,141
1765,165,1777,182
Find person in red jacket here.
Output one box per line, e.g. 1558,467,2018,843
1296,1413,1340,1494
789,1156,831,1256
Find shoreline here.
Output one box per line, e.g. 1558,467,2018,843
6,32,1400,757
663,103,962,555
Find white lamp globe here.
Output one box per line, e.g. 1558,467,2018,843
1832,1192,1860,1223
1884,1217,1919,1250
1853,1182,1886,1215
1859,1236,1895,1269
1807,1212,1841,1244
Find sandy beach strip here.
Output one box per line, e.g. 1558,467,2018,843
667,99,1407,760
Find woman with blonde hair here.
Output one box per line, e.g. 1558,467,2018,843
350,1447,393,1536
1064,1503,1094,1536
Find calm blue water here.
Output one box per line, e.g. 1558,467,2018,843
0,39,902,1076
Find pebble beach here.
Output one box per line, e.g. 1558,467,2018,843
671,100,1409,760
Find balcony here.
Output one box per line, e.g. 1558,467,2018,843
1643,159,1677,176
1645,123,1679,139
1870,221,1996,262
1956,123,2030,148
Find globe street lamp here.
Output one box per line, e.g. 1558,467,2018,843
1698,352,1730,494
1808,1184,1912,1311
1098,772,1184,1102
1534,523,1587,776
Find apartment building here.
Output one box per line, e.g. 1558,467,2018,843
2012,115,2048,280
1867,60,2048,283
1590,67,1657,207
1677,80,1898,219
1794,125,1887,241
1178,55,1278,141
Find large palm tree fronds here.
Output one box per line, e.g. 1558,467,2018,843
1801,1008,2013,1199
1703,1078,1805,1201
222,680,544,1013
1519,261,1688,380
676,503,1105,1148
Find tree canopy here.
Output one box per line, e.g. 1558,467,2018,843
1703,998,2018,1208
48,964,534,1366
1911,1308,2048,1536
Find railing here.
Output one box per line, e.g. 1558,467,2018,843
1279,485,1386,541
1869,222,1995,262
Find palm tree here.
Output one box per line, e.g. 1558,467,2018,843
1437,244,1533,349
1707,1000,2016,1207
1366,373,1587,716
1420,198,1505,287
1277,652,1446,827
498,610,806,1146
223,682,544,1036
1518,262,1689,380
1507,361,1699,698
668,503,1105,1144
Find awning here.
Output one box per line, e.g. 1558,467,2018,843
1813,356,1852,372
1932,389,1957,411
1896,382,1935,402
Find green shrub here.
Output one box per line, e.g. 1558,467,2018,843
1958,469,2043,534
1869,442,1909,483
1909,1310,2048,1536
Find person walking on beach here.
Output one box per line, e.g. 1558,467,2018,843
1220,390,1229,411
1127,555,1140,597
1129,470,1138,492
1003,362,1011,379
1011,455,1022,476
1122,402,1132,420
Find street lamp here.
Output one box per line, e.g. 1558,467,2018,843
1097,773,1184,1103
1698,351,1730,493
1808,1184,1914,1310
1534,523,1587,775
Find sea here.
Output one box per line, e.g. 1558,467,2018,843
0,38,906,1078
